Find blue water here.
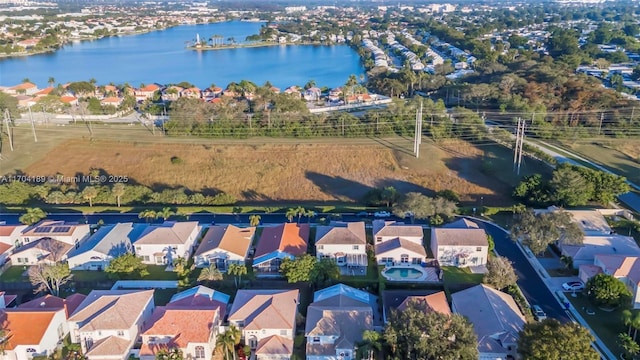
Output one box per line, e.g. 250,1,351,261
0,21,364,89
384,267,423,279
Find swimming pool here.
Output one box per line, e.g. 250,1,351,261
382,266,425,281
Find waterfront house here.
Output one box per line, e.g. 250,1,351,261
133,221,201,265
10,237,73,265
20,220,90,246
161,86,183,102
431,218,489,268
227,289,299,359
451,284,525,360
305,284,377,360
269,86,281,94
284,86,302,97
135,84,161,101
100,96,123,107
181,87,202,99
66,223,148,271
34,87,54,97
315,221,367,272
68,290,155,360
16,38,40,49
193,224,255,270
0,308,68,360
6,82,38,95
60,96,79,106
373,220,426,266
303,87,322,101
252,223,309,276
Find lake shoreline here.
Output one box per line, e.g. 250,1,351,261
187,41,341,51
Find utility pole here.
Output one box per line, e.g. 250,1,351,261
3,109,13,151
28,105,38,143
598,112,604,136
517,119,526,175
414,101,423,158
514,119,520,172
414,107,419,157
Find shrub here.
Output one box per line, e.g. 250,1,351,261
170,156,183,164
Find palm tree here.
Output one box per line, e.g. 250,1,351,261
619,333,640,359
285,208,297,223
294,206,306,223
197,264,223,282
47,77,55,87
630,311,640,341
304,79,316,90
81,186,98,207
303,209,316,223
249,214,261,227
356,330,383,360
623,309,633,336
228,263,247,288
138,209,157,223
156,207,175,221
112,183,126,208
19,208,47,226
217,325,241,360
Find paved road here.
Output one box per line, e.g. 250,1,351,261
0,212,401,226
469,218,571,323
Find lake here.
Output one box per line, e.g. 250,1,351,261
0,21,364,89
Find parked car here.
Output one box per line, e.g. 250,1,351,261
374,211,391,218
562,281,585,291
531,305,547,321
356,211,369,217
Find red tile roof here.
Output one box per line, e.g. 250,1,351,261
141,308,217,352
255,223,309,258
1,310,59,350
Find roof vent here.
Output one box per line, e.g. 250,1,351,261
39,302,46,307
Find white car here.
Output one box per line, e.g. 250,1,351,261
531,305,547,321
373,211,391,218
562,281,585,291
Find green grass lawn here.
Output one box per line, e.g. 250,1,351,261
146,265,179,280
566,294,626,357
0,266,28,282
72,270,110,282
481,143,553,187
441,266,484,284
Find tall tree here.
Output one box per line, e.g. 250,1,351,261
138,209,157,223
280,254,316,283
81,186,98,207
285,208,297,223
28,263,72,296
227,263,247,288
156,207,175,221
586,273,632,308
518,319,599,360
112,183,126,208
216,325,241,360
619,333,640,359
483,256,518,290
549,166,593,207
384,302,478,360
19,207,47,225
356,330,383,360
510,209,584,255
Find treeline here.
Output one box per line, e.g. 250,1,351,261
0,180,236,206
513,163,630,207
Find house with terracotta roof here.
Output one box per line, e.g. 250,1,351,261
6,82,38,95
10,237,73,265
372,220,426,266
133,221,201,265
16,38,40,49
0,308,68,360
227,289,299,359
68,289,155,360
579,254,640,309
139,307,219,360
451,284,526,360
194,225,256,270
431,218,489,268
305,284,377,360
315,221,367,271
60,96,79,106
20,220,90,246
252,223,309,276
34,87,54,96
161,86,184,102
382,290,451,323
167,286,230,315
134,84,161,101
181,87,202,99
66,223,148,270
0,225,26,265
100,96,123,107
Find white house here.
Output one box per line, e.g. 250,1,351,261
451,285,526,360
68,290,155,360
431,218,489,267
315,221,367,270
193,225,256,270
20,220,90,246
139,308,220,360
9,237,73,265
373,220,426,265
0,225,25,266
561,234,640,268
66,223,148,270
0,309,68,360
133,221,201,265
305,284,377,360
227,289,299,359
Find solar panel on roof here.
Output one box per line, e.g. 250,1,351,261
53,226,71,233
34,226,52,233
